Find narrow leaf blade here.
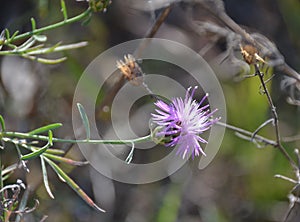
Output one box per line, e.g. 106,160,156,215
0,115,6,131
22,130,52,160
44,153,88,166
33,34,47,42
28,123,62,135
45,157,105,212
22,55,67,64
45,148,65,155
10,30,19,42
30,17,36,30
21,146,48,160
4,29,10,39
40,157,54,199
77,103,90,140
48,130,53,146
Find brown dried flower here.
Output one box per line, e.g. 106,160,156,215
116,54,143,86
240,44,265,65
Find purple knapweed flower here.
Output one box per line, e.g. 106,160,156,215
151,86,220,159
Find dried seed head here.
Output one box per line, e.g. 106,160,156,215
116,54,143,86
240,44,265,65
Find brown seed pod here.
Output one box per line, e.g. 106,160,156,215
240,44,265,65
116,54,143,86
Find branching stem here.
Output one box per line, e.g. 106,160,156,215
254,64,298,170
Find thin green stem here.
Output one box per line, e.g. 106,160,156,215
1,131,152,145
4,7,92,44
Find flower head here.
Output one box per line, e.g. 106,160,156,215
151,87,220,159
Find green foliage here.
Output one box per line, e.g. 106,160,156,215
77,103,91,140
0,1,93,64
28,123,62,135
0,1,113,220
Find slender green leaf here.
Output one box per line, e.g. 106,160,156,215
33,34,47,42
21,146,48,160
44,153,88,166
6,43,17,49
10,30,19,41
4,29,10,39
77,103,90,140
48,130,53,146
0,115,5,132
30,17,36,30
27,41,88,55
22,44,45,53
45,157,105,212
17,36,36,51
45,148,65,155
36,42,62,54
60,0,68,20
21,130,52,160
22,55,67,64
57,172,66,182
28,123,62,135
35,57,67,64
40,157,54,199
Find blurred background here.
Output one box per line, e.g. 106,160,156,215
0,0,300,221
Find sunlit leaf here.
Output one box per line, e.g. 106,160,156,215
77,103,90,140
0,115,6,131
28,123,62,135
44,153,88,166
40,156,54,199
4,28,10,39
26,42,88,55
45,157,105,212
36,42,62,54
17,37,38,52
21,146,48,160
45,148,65,155
10,30,19,42
23,44,45,53
22,55,67,64
33,34,47,42
30,17,37,30
21,130,52,160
